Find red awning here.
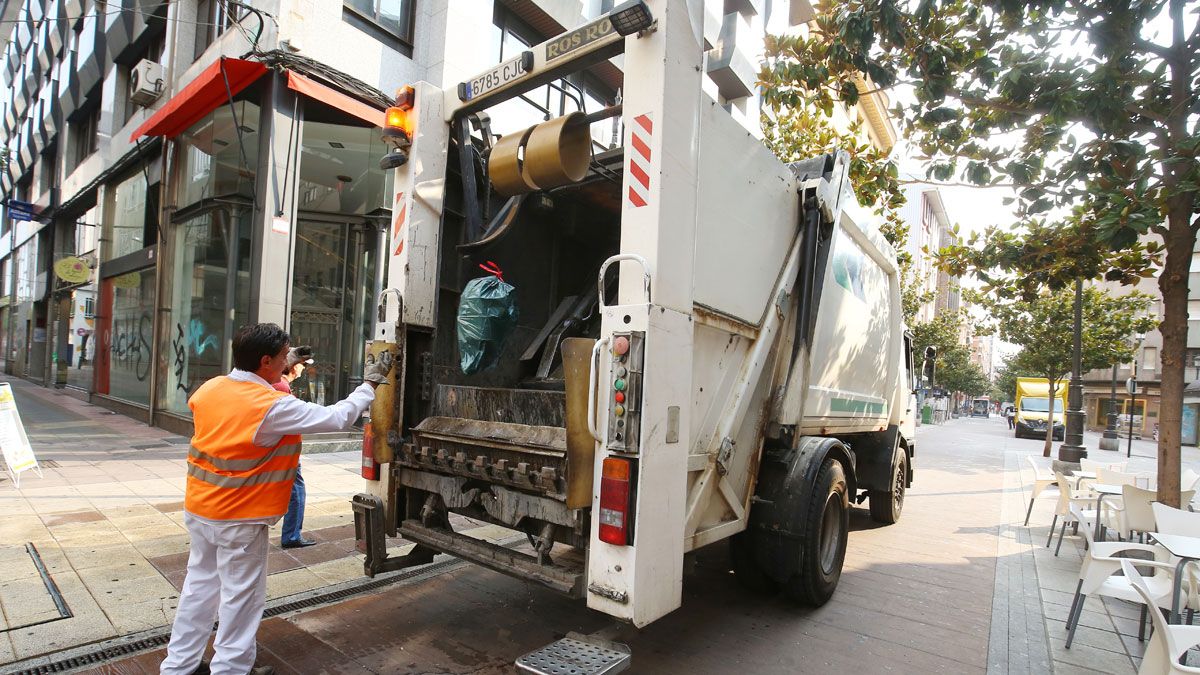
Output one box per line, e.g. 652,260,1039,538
130,58,268,141
286,71,385,128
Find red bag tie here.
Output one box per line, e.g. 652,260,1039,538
479,261,505,282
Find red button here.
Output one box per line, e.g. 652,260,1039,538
615,391,625,404
614,336,630,356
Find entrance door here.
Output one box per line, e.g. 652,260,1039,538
288,219,378,404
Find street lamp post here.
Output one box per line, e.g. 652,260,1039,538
1100,364,1120,451
1123,329,1142,456
1059,278,1088,463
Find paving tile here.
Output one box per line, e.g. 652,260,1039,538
39,509,106,528
280,542,346,567
308,523,354,543
152,500,186,513
61,542,147,571
0,515,55,543
267,551,302,575
1047,617,1131,653
0,577,61,626
1049,637,1136,674
128,530,189,559
265,568,326,600
307,556,367,585
147,551,191,577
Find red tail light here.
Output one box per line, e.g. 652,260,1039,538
362,426,380,480
598,457,632,546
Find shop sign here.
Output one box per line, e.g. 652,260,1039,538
111,271,142,289
54,257,91,284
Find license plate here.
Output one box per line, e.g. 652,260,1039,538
462,53,530,101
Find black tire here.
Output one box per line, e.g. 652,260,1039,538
868,447,906,525
730,530,778,593
784,458,848,606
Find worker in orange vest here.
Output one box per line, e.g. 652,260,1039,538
160,323,392,675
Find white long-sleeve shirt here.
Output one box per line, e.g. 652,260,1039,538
188,369,375,527
225,369,376,446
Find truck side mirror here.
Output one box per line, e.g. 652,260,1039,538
923,346,937,386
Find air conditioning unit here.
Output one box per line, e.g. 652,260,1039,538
129,59,164,106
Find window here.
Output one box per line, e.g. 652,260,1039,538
37,144,56,196
1143,346,1157,373
194,0,240,61
1189,299,1200,321
71,98,101,168
344,0,416,49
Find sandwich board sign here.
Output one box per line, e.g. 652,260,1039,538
0,383,41,488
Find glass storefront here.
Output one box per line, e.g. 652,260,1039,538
99,269,155,405
108,173,149,260
176,101,259,206
288,220,378,403
64,286,97,390
159,208,251,416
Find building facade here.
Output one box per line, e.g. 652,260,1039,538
0,0,787,433
1082,238,1200,444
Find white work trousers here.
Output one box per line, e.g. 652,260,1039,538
160,513,269,675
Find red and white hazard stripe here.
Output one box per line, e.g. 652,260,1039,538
627,113,653,208
391,191,407,256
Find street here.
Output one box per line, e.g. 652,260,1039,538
6,381,1189,674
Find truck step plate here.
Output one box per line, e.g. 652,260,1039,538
515,635,631,675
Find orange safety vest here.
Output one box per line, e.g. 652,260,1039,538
185,376,302,520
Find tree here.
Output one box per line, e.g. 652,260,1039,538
991,352,1028,403
973,286,1156,456
937,346,990,398
760,0,1198,505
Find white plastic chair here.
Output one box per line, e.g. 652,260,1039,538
1183,468,1200,492
1064,528,1176,648
1099,468,1138,486
1051,471,1099,555
1105,486,1196,542
1152,502,1200,623
1122,559,1200,673
1025,456,1059,526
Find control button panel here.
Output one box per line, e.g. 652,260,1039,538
606,331,644,453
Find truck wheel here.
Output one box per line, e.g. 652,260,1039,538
784,458,848,606
868,447,906,525
730,530,777,593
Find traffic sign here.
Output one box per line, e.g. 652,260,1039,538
1126,377,1137,395
7,199,35,222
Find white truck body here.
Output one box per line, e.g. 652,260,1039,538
354,0,921,632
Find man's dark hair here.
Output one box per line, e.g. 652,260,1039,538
232,323,290,372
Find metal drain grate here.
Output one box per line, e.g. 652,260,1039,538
516,635,631,675
6,558,464,675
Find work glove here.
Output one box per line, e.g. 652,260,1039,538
286,345,315,369
363,350,394,385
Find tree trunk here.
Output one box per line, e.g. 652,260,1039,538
1043,380,1056,457
1155,0,1195,509
1156,207,1194,508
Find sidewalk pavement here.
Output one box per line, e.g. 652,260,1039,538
0,375,502,669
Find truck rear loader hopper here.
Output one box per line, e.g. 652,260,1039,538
352,0,927,656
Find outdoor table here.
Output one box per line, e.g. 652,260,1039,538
1091,483,1123,541
1148,532,1200,623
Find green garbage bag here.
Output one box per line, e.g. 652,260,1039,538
457,262,519,375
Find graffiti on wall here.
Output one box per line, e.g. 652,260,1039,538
110,313,152,381
171,320,222,396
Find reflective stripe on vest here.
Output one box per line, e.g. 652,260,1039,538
185,376,303,520
188,442,302,473
187,462,298,488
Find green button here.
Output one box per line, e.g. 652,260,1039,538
614,378,626,391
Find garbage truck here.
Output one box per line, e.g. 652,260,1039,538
351,0,933,662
